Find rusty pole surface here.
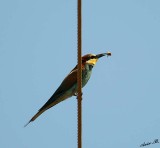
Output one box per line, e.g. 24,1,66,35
77,0,82,148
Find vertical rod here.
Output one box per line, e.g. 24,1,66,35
77,0,82,148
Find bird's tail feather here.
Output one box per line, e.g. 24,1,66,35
24,109,45,127
24,95,67,127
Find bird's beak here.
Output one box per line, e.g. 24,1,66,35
96,51,112,59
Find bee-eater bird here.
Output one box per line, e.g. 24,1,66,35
25,52,111,127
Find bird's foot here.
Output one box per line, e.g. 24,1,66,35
74,92,78,96
74,92,83,97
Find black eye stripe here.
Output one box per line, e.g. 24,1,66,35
91,56,95,59
82,56,95,62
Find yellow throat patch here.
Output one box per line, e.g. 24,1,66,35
86,58,98,65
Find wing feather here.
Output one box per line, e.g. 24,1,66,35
38,68,78,112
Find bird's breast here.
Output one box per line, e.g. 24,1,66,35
82,64,93,87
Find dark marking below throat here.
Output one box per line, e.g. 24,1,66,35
89,65,93,70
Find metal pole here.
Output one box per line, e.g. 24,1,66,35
77,0,82,148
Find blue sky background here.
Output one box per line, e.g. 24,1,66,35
0,0,160,148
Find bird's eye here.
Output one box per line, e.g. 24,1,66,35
90,56,95,59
